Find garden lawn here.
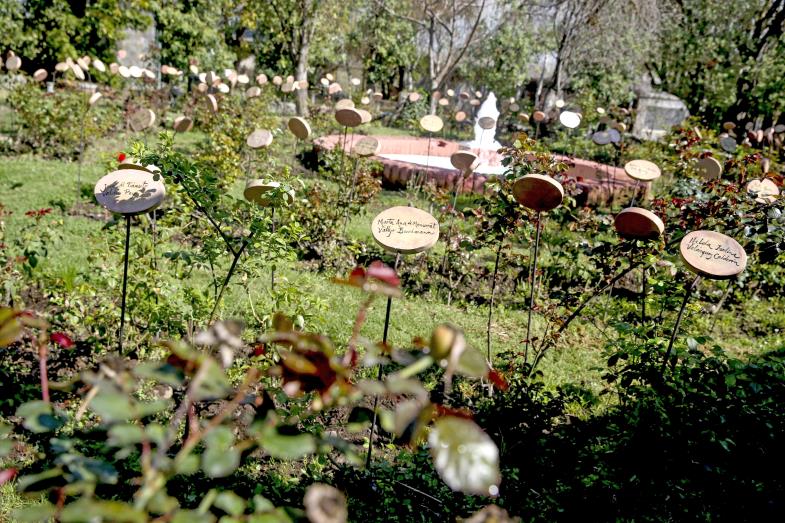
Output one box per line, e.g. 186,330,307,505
1,154,783,396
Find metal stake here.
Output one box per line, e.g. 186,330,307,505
118,215,132,352
524,211,542,365
270,206,276,292
661,275,701,374
366,252,401,468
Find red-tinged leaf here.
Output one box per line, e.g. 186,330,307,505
0,468,17,485
348,266,366,286
50,332,74,349
0,308,22,347
367,261,400,287
488,369,509,391
118,152,126,162
252,343,266,357
434,404,474,420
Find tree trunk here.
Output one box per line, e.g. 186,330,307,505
295,0,315,117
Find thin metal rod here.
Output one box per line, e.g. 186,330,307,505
661,275,701,374
366,252,401,468
629,180,641,208
337,126,348,181
486,239,503,362
524,212,542,365
343,157,360,236
441,173,463,272
641,266,647,325
291,137,299,166
118,215,132,352
270,207,276,292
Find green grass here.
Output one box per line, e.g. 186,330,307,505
1,119,783,392
3,152,783,388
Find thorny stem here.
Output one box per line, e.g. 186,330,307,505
172,368,260,469
179,179,237,257
530,257,655,373
661,275,702,375
366,252,401,468
38,339,50,403
208,229,257,324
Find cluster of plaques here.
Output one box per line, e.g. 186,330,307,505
450,151,479,173
615,160,664,239
129,109,156,132
679,230,747,279
420,115,444,133
352,136,381,157
94,165,166,215
478,117,496,130
513,174,564,212
247,129,273,149
173,116,194,133
335,108,363,128
244,180,285,207
720,135,737,153
288,117,311,141
696,156,723,180
746,178,779,204
614,208,664,239
371,206,440,254
592,129,621,145
558,111,581,129
624,159,661,181
206,94,219,113
5,52,22,71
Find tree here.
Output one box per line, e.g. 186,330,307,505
0,0,146,72
375,0,489,112
653,0,785,127
529,0,660,109
148,0,238,72
247,0,348,116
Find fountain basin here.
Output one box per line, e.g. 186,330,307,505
314,134,645,205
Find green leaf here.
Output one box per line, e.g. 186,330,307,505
175,453,201,476
12,504,57,522
90,391,134,423
60,499,146,523
247,509,292,523
17,468,63,492
253,495,275,513
15,401,63,433
250,421,316,460
215,491,246,516
428,416,500,496
202,426,240,478
172,510,217,523
0,307,22,347
107,424,145,447
193,359,231,401
456,346,489,378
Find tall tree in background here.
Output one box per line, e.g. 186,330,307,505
529,0,660,109
375,0,489,112
348,1,418,96
654,0,785,127
249,0,348,116
150,0,239,72
0,0,146,72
